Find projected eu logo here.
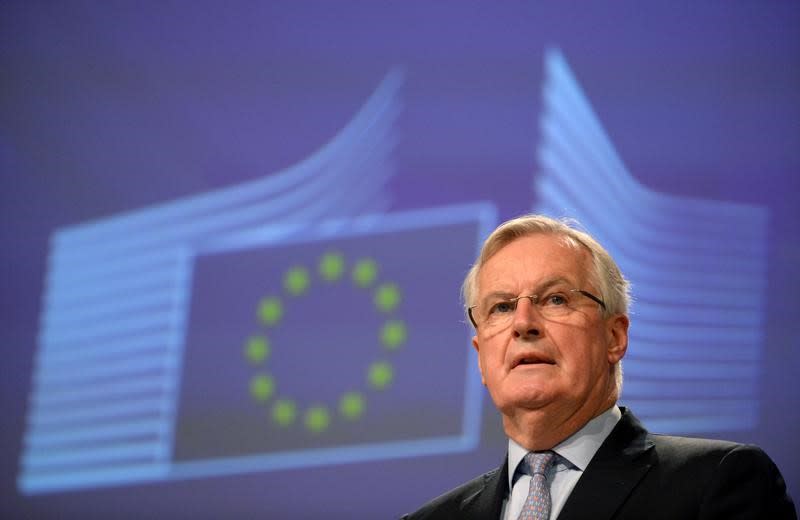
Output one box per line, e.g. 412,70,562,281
170,205,491,470
19,61,496,493
243,253,408,435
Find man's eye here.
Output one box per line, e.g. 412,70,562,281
544,293,568,306
489,301,515,314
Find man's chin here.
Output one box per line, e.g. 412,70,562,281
500,388,555,413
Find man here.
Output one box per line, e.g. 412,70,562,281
403,215,795,519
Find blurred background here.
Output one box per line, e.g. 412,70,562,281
1,1,798,517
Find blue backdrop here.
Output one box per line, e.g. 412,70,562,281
1,2,798,517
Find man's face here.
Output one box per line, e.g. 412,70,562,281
471,233,628,424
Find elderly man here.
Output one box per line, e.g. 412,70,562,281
403,215,795,519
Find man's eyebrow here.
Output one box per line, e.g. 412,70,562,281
479,291,516,306
536,277,573,292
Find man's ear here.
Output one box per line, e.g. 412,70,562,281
472,335,486,385
606,314,629,365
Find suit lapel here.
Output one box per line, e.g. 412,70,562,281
460,458,509,520
558,408,654,520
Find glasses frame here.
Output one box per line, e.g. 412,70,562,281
467,289,606,329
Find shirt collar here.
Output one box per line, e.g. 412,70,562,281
507,405,622,490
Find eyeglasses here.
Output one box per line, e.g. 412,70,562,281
468,288,606,329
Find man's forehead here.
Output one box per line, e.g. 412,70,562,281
477,234,591,290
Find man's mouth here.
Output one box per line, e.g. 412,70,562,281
512,354,555,369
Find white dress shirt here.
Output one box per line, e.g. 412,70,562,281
500,405,622,520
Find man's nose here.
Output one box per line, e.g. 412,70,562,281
511,296,541,339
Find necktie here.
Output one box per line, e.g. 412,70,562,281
517,451,555,520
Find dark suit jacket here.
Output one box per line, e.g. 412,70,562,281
402,408,796,519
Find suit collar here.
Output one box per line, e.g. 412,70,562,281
508,405,622,490
459,457,508,519
558,407,655,520
452,408,653,520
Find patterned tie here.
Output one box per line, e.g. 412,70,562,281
517,451,555,520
